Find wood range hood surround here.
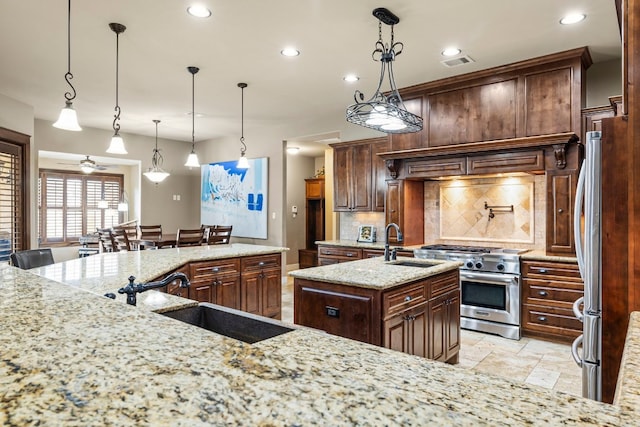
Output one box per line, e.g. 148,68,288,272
373,47,591,254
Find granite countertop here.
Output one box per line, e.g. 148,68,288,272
520,250,578,263
2,246,637,425
29,243,287,312
316,239,423,251
289,256,461,289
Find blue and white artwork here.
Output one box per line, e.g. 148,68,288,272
201,157,268,239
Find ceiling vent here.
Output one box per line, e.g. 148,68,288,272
440,55,475,68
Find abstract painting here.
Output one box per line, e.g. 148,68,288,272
201,158,268,239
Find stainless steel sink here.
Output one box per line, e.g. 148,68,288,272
161,303,295,344
389,260,440,268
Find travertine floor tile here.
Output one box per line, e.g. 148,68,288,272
525,366,561,389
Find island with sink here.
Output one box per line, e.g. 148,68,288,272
3,244,640,425
290,256,462,363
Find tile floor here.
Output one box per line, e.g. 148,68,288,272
281,276,582,397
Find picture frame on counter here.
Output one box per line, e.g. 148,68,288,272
357,225,375,243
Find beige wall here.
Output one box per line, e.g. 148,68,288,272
285,154,315,267
586,58,622,107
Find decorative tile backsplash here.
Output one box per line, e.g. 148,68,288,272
339,175,545,250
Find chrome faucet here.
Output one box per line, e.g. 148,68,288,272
384,223,403,261
117,272,190,306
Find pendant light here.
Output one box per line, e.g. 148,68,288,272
346,8,423,134
184,66,201,168
106,23,128,154
236,82,250,169
52,0,82,131
143,119,170,183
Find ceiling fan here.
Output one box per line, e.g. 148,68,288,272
57,156,114,174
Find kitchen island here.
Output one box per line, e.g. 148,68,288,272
1,247,637,425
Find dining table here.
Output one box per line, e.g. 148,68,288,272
131,233,177,250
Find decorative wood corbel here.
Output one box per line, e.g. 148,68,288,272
552,143,568,169
386,159,401,179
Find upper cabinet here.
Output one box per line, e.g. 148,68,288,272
384,47,591,155
331,138,387,212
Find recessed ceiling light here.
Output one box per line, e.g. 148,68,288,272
441,47,461,57
187,4,211,18
281,47,300,57
560,13,586,25
343,74,360,82
286,147,300,154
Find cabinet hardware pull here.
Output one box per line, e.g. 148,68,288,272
404,296,412,302
558,208,564,213
212,267,220,273
538,316,547,322
538,291,548,296
538,269,547,274
346,253,354,257
258,261,265,266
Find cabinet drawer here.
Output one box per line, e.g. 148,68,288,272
318,246,362,260
319,258,340,266
522,304,583,337
522,260,582,281
241,253,281,272
383,282,426,318
523,279,583,307
427,270,460,299
190,258,240,283
363,249,384,259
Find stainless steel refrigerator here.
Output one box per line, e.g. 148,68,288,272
571,130,602,401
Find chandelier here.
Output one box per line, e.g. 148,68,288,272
143,119,170,183
346,8,423,134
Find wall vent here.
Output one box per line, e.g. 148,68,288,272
440,55,475,68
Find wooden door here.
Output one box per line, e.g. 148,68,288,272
333,146,351,211
190,283,214,303
261,268,282,318
383,313,408,353
241,271,261,315
429,293,447,362
546,169,577,253
215,275,241,310
371,139,389,212
407,302,428,358
445,290,461,360
351,143,373,211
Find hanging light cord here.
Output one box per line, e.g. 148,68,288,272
112,29,121,134
63,0,76,102
239,83,247,155
151,120,164,169
191,70,195,150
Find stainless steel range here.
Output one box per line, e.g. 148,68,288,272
414,244,528,340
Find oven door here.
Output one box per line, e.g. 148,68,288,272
459,270,520,326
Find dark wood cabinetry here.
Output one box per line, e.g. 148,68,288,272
385,180,424,245
317,245,362,265
189,258,241,309
521,260,584,341
299,178,325,269
295,269,460,363
241,254,282,319
163,264,191,298
546,170,578,253
331,138,387,212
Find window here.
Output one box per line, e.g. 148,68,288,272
0,129,29,262
39,169,124,245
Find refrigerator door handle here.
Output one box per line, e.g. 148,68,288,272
571,334,584,367
573,296,584,322
574,159,587,279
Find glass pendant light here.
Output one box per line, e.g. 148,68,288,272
236,82,250,169
106,23,128,154
52,0,82,131
345,8,423,134
184,66,201,168
143,120,170,183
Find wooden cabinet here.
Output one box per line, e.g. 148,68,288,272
241,253,282,319
317,245,362,265
521,259,584,341
390,95,426,151
331,138,387,212
299,178,325,269
546,169,578,254
162,264,191,298
385,180,424,245
295,268,460,363
189,258,241,309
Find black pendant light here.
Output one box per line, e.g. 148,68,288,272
52,0,81,131
237,82,250,169
185,66,201,168
346,8,423,134
106,22,127,154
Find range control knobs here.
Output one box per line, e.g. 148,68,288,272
475,262,483,269
466,261,475,269
497,263,505,271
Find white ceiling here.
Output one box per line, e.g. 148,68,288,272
0,1,621,157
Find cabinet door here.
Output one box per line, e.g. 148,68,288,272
215,276,241,310
371,139,388,212
429,293,447,362
385,180,401,239
383,312,408,353
190,283,214,303
407,303,428,358
161,265,190,297
333,146,351,211
546,169,577,253
262,268,282,319
390,95,425,151
351,143,373,211
241,271,261,315
445,290,461,360
385,180,424,245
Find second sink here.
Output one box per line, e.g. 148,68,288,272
161,303,294,344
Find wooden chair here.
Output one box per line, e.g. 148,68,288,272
10,248,54,269
205,225,232,245
113,225,138,250
138,225,162,240
97,228,116,252
176,228,205,247
112,228,133,251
